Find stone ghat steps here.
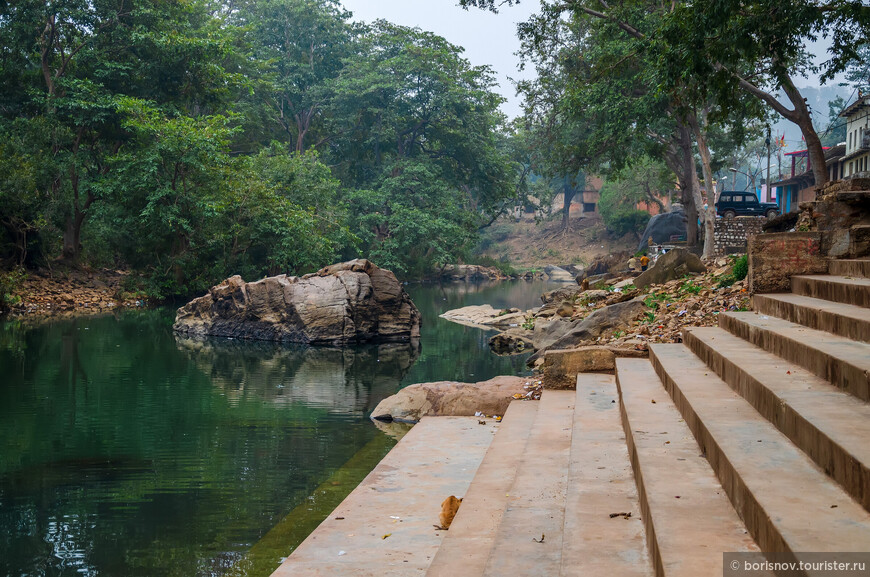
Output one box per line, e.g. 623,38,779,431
720,311,870,402
649,344,870,555
615,360,763,576
270,416,498,577
829,258,870,278
427,400,540,577
684,327,870,511
752,293,870,343
791,274,870,308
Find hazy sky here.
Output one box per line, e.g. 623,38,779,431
340,0,541,119
339,1,846,120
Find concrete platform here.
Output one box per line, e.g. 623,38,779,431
561,374,651,577
482,390,575,577
686,327,870,510
752,293,870,343
271,416,497,577
721,311,870,401
650,344,870,554
792,274,870,308
427,400,540,577
616,359,762,577
829,258,870,278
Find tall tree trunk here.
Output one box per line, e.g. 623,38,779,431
561,184,576,230
732,71,828,188
62,210,86,262
687,110,717,259
672,117,702,246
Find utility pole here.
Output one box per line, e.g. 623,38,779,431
765,125,772,203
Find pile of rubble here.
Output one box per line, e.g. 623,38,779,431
536,254,750,351
7,268,145,317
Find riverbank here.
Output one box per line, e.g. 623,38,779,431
5,267,145,317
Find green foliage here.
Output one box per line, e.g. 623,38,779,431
0,1,514,290
0,268,25,312
679,280,703,295
598,157,672,237
732,254,749,281
521,315,536,331
716,254,749,288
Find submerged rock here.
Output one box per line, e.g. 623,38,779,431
173,259,421,344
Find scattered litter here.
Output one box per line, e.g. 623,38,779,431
382,533,392,540
474,411,484,417
335,517,345,520
338,551,346,556
390,516,401,520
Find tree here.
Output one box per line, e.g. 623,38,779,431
598,157,672,238
326,22,514,276
236,0,360,153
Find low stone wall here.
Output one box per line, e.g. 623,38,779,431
714,217,765,257
748,232,827,294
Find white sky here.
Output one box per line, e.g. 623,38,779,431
340,0,541,119
339,2,846,120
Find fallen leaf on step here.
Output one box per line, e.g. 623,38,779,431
532,534,545,543
382,533,392,540
609,512,632,519
651,399,656,404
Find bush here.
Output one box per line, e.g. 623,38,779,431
732,254,748,281
0,268,25,312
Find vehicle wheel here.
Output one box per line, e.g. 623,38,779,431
723,210,736,219
766,209,778,219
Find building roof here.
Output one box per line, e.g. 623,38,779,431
771,172,815,188
839,95,870,118
785,147,831,157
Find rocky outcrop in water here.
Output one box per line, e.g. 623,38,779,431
173,259,421,344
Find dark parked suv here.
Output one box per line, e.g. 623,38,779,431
715,191,779,219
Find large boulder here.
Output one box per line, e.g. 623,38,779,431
634,248,706,289
525,296,648,364
543,265,576,282
636,205,688,252
173,259,421,344
370,376,529,423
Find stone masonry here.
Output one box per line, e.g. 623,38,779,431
714,217,764,257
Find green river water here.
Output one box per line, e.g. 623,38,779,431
0,280,558,577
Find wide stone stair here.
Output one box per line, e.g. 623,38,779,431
272,258,870,576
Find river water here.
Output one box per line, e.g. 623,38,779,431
0,280,557,577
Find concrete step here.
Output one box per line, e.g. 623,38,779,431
615,359,764,577
685,327,870,510
649,344,870,554
482,390,575,577
720,311,870,402
829,258,870,278
792,274,870,308
560,374,652,577
427,400,540,577
753,293,870,343
271,416,496,577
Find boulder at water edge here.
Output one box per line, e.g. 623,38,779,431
173,259,421,344
370,376,529,423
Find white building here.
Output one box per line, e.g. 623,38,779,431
840,94,870,178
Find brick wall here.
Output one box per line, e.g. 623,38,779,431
714,217,765,257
